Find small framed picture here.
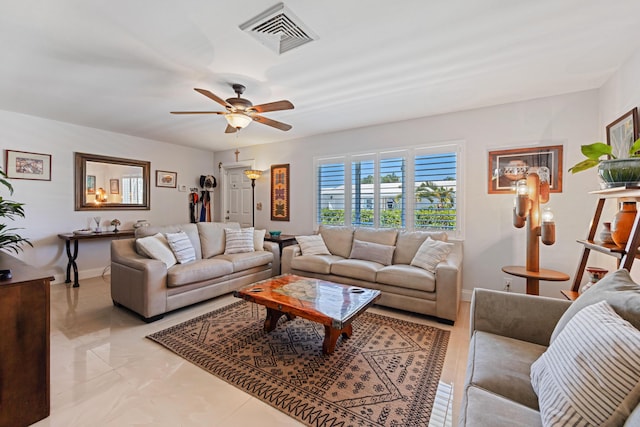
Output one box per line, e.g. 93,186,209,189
607,108,639,157
110,179,119,194
156,170,177,188
5,150,52,181
488,145,563,194
86,175,96,194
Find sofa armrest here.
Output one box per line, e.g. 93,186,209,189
470,288,571,346
263,241,280,276
110,238,169,319
281,244,301,274
435,241,463,322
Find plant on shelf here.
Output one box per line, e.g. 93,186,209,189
111,219,121,232
0,168,32,253
569,138,640,188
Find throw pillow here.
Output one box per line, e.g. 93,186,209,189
253,229,266,251
348,239,395,265
224,228,255,254
165,231,196,264
135,233,177,268
531,301,640,427
410,237,454,273
550,268,640,342
296,235,331,256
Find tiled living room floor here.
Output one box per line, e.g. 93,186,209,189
34,276,470,426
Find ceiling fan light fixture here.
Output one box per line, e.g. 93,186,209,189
225,112,252,129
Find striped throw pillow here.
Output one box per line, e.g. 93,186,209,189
165,231,196,264
410,237,454,273
531,301,640,426
224,228,255,254
296,235,330,256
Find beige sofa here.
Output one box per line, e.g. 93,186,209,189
281,225,463,324
460,269,640,426
110,222,279,322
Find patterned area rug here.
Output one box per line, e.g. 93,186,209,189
147,300,450,427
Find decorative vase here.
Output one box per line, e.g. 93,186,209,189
598,158,640,189
599,222,615,244
580,266,609,293
611,201,637,247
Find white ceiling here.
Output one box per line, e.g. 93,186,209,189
1,0,640,152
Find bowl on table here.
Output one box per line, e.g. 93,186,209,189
269,231,282,238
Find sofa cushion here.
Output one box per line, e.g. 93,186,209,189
394,230,448,265
551,268,640,342
461,386,543,427
410,237,454,273
166,231,197,264
216,251,273,273
136,223,202,260
331,259,382,282
531,301,640,427
166,258,234,287
198,222,239,258
296,235,331,256
349,239,395,266
353,227,398,246
254,229,266,251
135,233,177,268
376,265,436,292
290,254,343,275
224,228,255,254
467,331,546,410
318,225,354,258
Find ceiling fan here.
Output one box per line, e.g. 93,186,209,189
171,84,294,133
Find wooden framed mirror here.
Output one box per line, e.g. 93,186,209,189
74,152,150,211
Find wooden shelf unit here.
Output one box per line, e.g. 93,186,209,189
568,186,640,300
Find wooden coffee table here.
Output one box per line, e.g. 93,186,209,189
234,275,381,355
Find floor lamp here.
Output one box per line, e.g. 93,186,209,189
244,169,262,227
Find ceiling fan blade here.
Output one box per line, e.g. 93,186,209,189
170,111,226,114
253,115,292,131
249,100,294,113
194,88,232,108
225,124,238,134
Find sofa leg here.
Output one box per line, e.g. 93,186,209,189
438,318,455,326
143,314,165,323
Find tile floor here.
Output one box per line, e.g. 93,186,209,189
33,276,470,426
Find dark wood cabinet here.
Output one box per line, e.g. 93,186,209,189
0,254,53,427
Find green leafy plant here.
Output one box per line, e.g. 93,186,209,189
0,168,32,253
569,138,640,173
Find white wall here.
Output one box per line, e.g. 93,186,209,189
597,48,640,279
213,90,601,300
0,110,215,283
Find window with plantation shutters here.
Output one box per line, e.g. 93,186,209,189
314,143,463,238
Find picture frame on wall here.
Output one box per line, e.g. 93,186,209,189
156,170,177,188
488,145,563,194
606,108,639,157
271,164,290,221
110,179,119,194
5,150,52,181
86,175,96,194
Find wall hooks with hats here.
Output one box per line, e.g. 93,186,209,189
200,175,217,190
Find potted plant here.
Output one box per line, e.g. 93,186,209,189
0,168,32,253
111,219,121,232
569,138,640,188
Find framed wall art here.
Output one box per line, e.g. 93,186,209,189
271,164,290,221
86,175,96,194
110,179,119,194
488,145,563,194
156,170,177,188
5,150,52,181
606,108,639,157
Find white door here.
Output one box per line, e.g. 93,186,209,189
224,167,252,227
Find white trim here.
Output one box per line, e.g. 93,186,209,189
221,161,254,223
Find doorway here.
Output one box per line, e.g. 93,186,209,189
222,163,253,227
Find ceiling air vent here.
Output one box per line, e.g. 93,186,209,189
239,3,318,54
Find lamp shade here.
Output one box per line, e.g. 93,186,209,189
225,112,252,129
244,169,262,180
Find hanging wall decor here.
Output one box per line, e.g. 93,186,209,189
271,164,290,221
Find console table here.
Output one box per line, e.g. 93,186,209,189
58,230,134,287
264,234,297,254
0,253,53,427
